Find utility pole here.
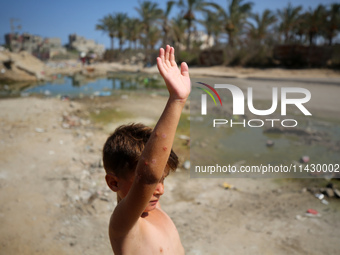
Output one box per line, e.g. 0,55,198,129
10,18,21,34
8,18,22,51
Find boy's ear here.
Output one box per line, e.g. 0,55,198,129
105,174,119,192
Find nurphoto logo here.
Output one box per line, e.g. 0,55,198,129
196,82,312,128
196,82,223,115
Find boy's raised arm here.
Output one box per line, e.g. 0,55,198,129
110,45,191,237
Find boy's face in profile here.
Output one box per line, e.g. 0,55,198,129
114,166,170,213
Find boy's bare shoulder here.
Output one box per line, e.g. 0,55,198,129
109,207,184,255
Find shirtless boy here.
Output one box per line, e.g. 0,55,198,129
103,45,190,254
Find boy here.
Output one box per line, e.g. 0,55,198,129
103,45,190,254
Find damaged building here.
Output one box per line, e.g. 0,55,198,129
4,33,67,60
68,34,105,58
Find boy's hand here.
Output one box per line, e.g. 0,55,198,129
157,45,191,102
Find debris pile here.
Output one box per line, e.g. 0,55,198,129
61,112,91,129
0,49,45,81
308,183,340,204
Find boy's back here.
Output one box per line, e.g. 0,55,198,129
103,45,190,254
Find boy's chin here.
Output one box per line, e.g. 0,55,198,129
144,202,158,212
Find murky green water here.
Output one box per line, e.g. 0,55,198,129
1,74,339,179
189,82,340,178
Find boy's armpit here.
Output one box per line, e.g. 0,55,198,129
109,211,140,241
108,200,140,239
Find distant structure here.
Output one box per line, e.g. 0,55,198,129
4,33,66,59
194,31,214,49
179,30,214,50
68,34,105,58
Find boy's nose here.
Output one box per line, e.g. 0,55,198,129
154,182,164,196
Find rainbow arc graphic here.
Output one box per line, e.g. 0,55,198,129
196,82,222,115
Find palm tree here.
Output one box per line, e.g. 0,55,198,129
126,17,142,49
210,0,253,47
113,13,128,51
171,14,187,51
96,14,116,50
178,0,209,50
148,26,162,49
161,1,176,46
325,3,340,45
277,3,302,43
293,13,307,44
302,5,327,46
198,10,223,47
135,1,162,49
247,9,277,44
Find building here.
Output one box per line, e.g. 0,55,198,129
68,34,105,58
4,33,66,60
178,30,215,51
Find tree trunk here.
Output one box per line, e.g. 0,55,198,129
186,19,192,50
162,21,169,46
119,37,123,51
110,36,114,51
284,32,289,44
146,25,150,50
228,31,234,47
309,32,314,46
328,35,333,46
206,33,211,47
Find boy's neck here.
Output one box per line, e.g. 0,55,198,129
141,212,149,218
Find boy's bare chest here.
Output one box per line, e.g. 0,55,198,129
120,210,184,254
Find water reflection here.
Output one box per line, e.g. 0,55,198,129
0,72,165,98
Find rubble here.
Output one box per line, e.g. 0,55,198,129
0,50,45,81
61,113,90,129
308,183,340,202
321,188,335,198
35,128,45,133
266,140,274,147
183,160,190,170
300,155,310,163
334,189,340,198
305,209,321,217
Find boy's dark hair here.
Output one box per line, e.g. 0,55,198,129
103,123,179,178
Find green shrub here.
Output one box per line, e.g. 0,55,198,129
177,51,199,66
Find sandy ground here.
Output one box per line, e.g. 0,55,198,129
0,73,340,254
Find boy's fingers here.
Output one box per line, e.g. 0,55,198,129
165,45,170,59
181,62,189,77
157,57,167,75
165,45,171,67
159,48,165,63
170,47,176,66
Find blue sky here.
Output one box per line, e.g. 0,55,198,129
0,0,337,48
